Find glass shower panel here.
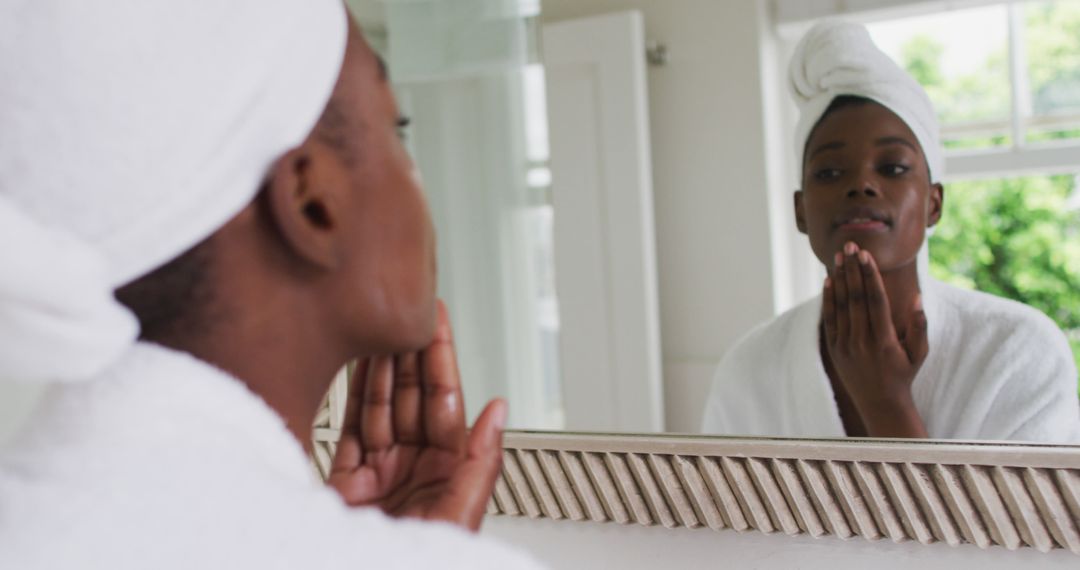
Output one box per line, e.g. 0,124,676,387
383,0,563,429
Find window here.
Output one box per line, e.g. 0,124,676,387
868,1,1080,152
929,173,1080,376
1022,1,1080,143
870,4,1013,150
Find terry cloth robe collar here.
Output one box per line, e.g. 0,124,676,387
702,277,1080,442
6,342,316,483
1,343,546,569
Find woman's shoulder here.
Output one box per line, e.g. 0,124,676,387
720,296,821,366
703,297,824,434
927,278,1075,383
929,279,1066,341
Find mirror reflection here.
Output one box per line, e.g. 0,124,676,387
349,0,1080,443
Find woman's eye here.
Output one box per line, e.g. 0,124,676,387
813,168,841,181
880,164,909,177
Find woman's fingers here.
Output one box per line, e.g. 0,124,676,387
833,252,851,344
843,242,870,343
420,300,467,456
436,398,508,531
361,355,396,454
821,276,838,347
392,353,424,445
902,295,930,366
858,250,896,344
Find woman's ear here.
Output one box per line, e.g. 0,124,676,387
927,183,944,229
794,190,808,234
262,146,343,270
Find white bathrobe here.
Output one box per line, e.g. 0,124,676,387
701,278,1080,443
0,343,543,570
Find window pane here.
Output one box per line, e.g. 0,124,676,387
1023,1,1080,144
929,173,1080,389
868,5,1012,150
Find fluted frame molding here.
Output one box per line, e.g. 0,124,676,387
310,375,1080,555
486,431,1080,554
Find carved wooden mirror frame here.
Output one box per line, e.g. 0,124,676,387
311,376,1080,555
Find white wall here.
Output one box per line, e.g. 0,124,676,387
486,516,1080,569
541,0,780,432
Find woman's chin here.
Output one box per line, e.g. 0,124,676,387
397,299,440,350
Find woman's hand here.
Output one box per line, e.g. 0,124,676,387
822,242,929,438
327,301,507,531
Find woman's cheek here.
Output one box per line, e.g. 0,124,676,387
887,217,927,267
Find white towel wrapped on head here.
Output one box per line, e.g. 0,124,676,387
0,0,347,384
789,20,944,183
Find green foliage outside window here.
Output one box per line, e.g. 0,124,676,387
928,176,1080,383
896,3,1080,388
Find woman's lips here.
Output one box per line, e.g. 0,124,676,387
837,218,890,232
832,207,892,233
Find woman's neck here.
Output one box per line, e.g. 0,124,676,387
148,270,349,456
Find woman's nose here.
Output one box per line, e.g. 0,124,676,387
846,184,881,198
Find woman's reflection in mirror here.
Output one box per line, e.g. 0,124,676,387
701,21,1080,442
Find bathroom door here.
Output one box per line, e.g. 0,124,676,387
543,11,664,432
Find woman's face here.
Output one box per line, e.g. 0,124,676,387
795,101,943,273
326,23,438,353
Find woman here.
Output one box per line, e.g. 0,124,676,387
700,21,1080,442
0,2,540,568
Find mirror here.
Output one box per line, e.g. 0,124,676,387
345,0,1080,443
